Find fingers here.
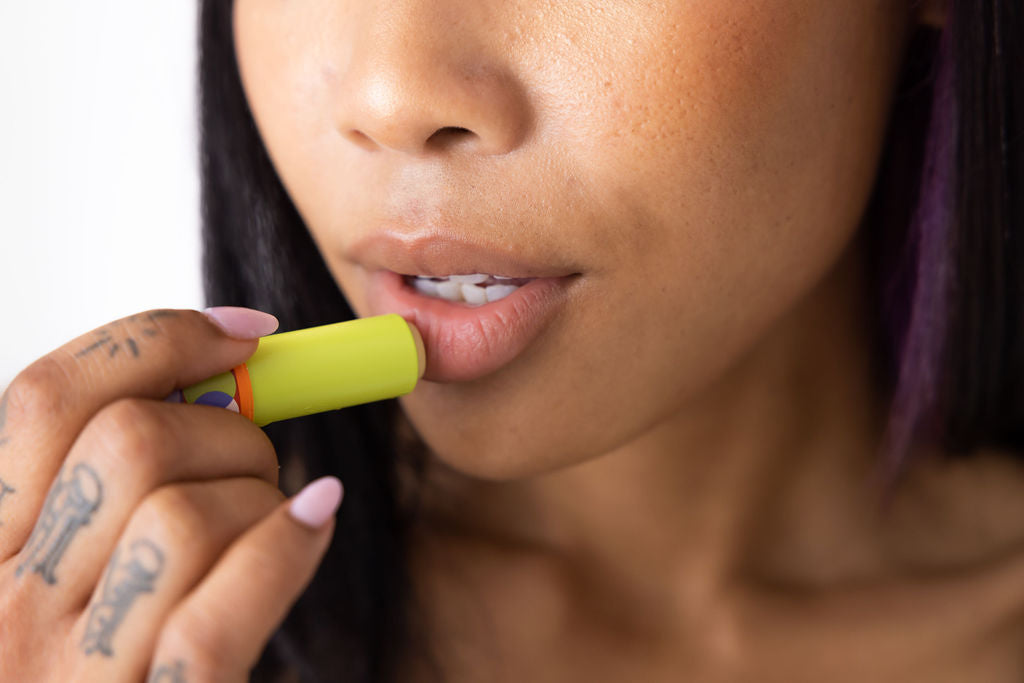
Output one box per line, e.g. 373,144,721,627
145,477,342,683
66,476,288,683
4,399,279,618
0,307,277,582
0,307,276,517
1,307,275,452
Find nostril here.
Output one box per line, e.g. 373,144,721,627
425,126,475,150
345,129,376,151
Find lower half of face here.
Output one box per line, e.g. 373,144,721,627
234,0,914,479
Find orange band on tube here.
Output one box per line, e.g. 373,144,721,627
232,363,255,421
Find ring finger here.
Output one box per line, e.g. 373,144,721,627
65,476,284,682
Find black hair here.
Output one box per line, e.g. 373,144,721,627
199,2,414,680
197,0,1023,680
866,0,1024,483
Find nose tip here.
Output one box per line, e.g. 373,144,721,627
336,49,531,157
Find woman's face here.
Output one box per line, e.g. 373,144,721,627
233,1,924,479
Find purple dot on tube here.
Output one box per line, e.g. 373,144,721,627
194,391,236,410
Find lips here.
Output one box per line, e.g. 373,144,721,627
348,229,579,280
366,269,574,382
349,228,580,381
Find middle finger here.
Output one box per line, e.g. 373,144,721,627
6,398,278,617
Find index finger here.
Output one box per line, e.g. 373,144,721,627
0,307,278,461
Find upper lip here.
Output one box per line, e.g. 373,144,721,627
347,228,580,279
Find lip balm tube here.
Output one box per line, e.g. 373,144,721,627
167,314,425,426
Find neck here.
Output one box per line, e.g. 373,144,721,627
414,232,895,610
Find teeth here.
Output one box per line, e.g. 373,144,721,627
408,273,528,305
449,274,489,284
413,278,440,297
485,284,518,302
434,280,462,301
405,274,524,305
461,283,488,304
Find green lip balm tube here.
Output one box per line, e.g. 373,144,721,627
169,314,426,426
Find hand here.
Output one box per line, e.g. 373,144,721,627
0,307,343,682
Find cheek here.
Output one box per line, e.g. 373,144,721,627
574,1,906,283
524,3,909,413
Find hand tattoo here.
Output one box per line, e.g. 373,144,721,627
75,310,179,361
82,538,166,657
148,659,187,682
15,463,103,584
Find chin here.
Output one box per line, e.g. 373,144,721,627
398,397,601,482
396,380,676,483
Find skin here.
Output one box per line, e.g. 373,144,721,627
0,309,337,682
234,0,1024,680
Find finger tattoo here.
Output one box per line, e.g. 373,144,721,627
15,463,103,584
75,328,141,360
148,659,187,683
82,538,166,657
0,477,15,525
74,311,179,361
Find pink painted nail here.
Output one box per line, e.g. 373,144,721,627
289,476,344,529
202,306,279,339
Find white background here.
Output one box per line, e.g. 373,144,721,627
0,3,203,388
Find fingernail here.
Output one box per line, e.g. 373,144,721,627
202,306,279,339
289,476,343,529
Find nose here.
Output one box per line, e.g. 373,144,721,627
334,4,532,157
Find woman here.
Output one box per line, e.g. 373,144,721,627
1,0,1022,680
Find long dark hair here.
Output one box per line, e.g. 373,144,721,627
197,1,1023,680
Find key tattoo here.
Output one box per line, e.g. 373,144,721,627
148,659,187,682
82,538,166,657
15,462,103,584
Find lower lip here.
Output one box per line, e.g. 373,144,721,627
366,270,574,383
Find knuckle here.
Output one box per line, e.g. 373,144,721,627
5,356,72,425
134,485,208,549
87,398,176,471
